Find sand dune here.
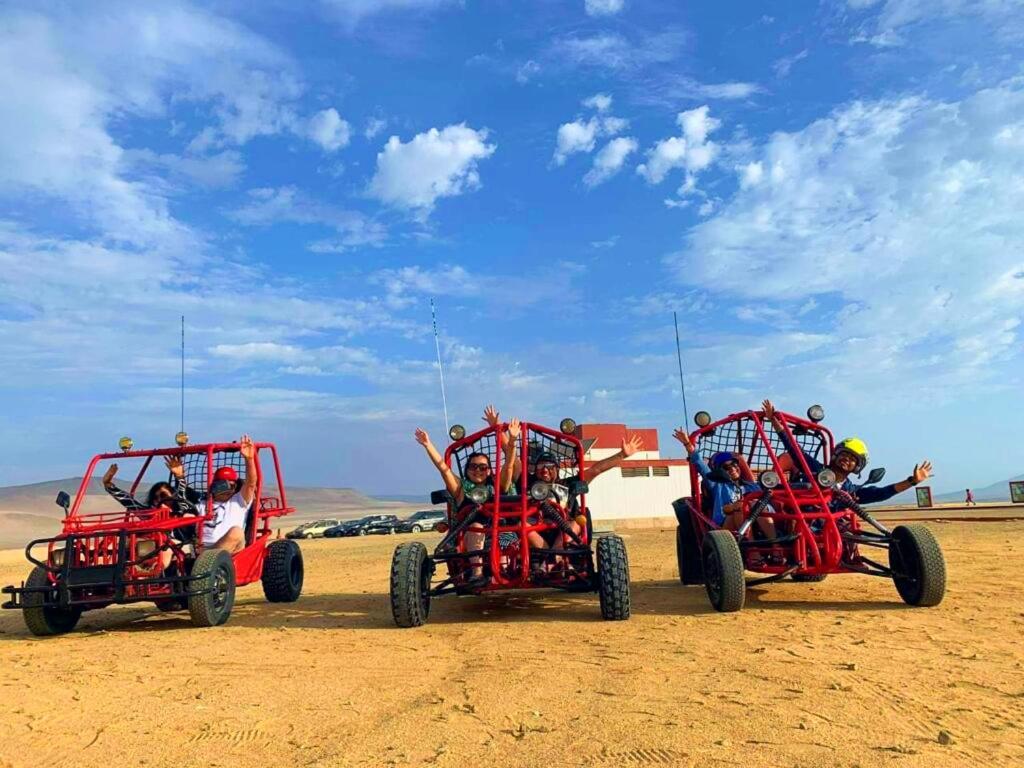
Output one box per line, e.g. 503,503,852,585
1,522,1021,767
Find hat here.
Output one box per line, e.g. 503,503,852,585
214,466,238,482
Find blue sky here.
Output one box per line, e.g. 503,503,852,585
1,0,1022,496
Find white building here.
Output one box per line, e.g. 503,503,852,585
575,423,690,522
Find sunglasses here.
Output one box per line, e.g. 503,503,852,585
467,463,490,471
536,463,558,472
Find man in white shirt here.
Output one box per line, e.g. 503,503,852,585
197,435,258,553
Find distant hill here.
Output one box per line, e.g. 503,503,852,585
935,474,1023,503
0,477,416,549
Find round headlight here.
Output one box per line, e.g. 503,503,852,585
816,468,837,488
175,431,189,446
530,481,551,501
119,436,134,452
759,470,781,490
559,418,577,435
467,485,489,505
449,424,466,441
807,404,825,423
694,411,712,428
50,547,65,567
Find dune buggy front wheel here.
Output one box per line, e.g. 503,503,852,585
390,542,433,627
22,566,82,637
890,524,946,607
702,530,745,612
188,549,236,627
262,539,304,602
596,535,631,621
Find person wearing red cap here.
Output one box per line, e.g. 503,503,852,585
196,435,258,553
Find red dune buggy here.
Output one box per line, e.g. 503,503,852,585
390,419,631,626
673,407,946,612
2,440,303,635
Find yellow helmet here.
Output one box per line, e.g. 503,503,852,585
835,437,869,473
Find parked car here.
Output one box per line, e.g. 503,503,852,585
394,510,446,533
324,515,400,538
286,519,340,539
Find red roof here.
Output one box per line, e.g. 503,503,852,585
575,424,659,452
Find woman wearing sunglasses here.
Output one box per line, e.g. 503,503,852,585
414,419,520,579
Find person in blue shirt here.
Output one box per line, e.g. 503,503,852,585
673,428,777,540
760,400,932,504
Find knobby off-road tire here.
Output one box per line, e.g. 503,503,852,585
596,535,631,621
792,573,828,583
390,542,432,628
702,530,745,612
890,524,946,607
188,549,236,628
672,499,703,585
22,566,81,636
262,539,304,603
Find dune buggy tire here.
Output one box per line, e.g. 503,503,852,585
390,542,433,628
792,573,827,583
411,524,422,533
673,500,703,585
22,566,81,636
188,549,236,628
890,524,946,607
262,539,304,603
596,535,631,621
702,530,745,612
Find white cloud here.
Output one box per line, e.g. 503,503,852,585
554,118,600,165
637,105,721,187
553,97,630,168
306,108,351,152
773,49,809,78
848,0,1024,45
550,31,687,72
319,0,460,29
515,59,541,84
584,137,638,187
585,0,625,16
230,186,387,250
667,81,1024,399
364,117,388,139
368,124,496,212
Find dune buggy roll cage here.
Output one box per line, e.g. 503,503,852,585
428,421,593,595
689,410,898,581
2,442,294,610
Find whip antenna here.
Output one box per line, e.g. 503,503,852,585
181,314,185,432
673,311,690,427
430,299,450,434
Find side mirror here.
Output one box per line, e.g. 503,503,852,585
430,489,450,506
866,467,886,485
55,491,71,514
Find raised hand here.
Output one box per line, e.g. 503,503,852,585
414,428,430,446
102,463,118,487
672,427,694,454
761,399,777,421
621,433,643,458
239,434,255,460
913,460,933,485
482,404,500,427
164,455,185,479
507,417,521,441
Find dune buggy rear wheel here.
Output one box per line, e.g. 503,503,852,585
188,549,236,627
672,500,703,585
702,530,745,612
262,539,304,603
890,524,946,607
22,566,81,637
390,542,433,627
596,535,631,621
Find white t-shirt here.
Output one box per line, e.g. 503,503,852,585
198,491,249,546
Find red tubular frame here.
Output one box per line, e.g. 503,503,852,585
687,409,869,577
442,422,590,592
44,442,294,592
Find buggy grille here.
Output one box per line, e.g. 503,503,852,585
697,414,827,472
181,449,247,493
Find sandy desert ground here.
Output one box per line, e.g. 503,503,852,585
1,521,1022,768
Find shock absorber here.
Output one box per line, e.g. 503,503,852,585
539,502,583,545
832,489,890,535
434,508,482,554
737,491,772,538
